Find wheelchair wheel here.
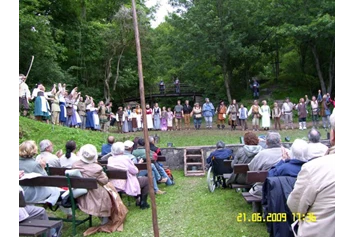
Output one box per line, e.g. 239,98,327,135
207,166,216,192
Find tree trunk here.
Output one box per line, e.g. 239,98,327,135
310,43,326,94
104,58,113,103
113,46,126,91
223,62,232,104
327,38,335,95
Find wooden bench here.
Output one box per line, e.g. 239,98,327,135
231,164,253,190
241,170,268,203
46,166,128,179
19,175,98,236
19,190,63,237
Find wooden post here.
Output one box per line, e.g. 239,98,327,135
131,1,160,236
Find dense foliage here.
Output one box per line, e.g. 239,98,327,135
19,0,335,109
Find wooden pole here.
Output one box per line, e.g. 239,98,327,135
131,1,160,236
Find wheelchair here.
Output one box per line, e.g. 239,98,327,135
206,156,233,192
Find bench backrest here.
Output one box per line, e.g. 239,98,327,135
245,170,268,184
233,164,250,174
99,155,166,165
46,166,127,180
223,160,232,167
19,176,98,189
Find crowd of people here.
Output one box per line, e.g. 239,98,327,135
19,74,335,134
206,108,335,237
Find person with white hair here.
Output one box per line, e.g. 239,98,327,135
268,139,308,177
287,108,335,237
108,142,150,209
306,128,329,160
35,139,62,167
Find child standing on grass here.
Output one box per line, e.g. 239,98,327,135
167,107,174,131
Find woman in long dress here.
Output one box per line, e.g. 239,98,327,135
34,84,51,123
153,103,161,130
122,107,129,133
160,106,168,131
136,104,142,130
146,104,154,130
261,100,271,130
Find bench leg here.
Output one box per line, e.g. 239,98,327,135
252,202,262,213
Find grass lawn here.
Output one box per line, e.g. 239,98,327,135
48,170,269,237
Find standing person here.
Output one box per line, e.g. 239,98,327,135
160,106,168,131
226,99,239,131
260,100,271,130
174,77,180,94
77,95,87,129
19,74,32,116
238,104,248,131
295,97,308,130
310,95,319,129
282,97,295,130
159,80,165,94
98,101,107,132
153,103,161,130
127,105,133,132
287,110,335,237
105,102,113,131
58,84,67,126
131,108,138,132
216,100,227,130
145,104,154,130
34,84,51,123
84,95,94,130
190,102,203,130
167,107,174,131
248,100,261,131
319,94,331,130
116,106,124,133
135,104,143,131
251,78,259,99
272,102,282,131
174,100,184,130
202,98,215,129
183,100,193,130
51,88,61,126
122,107,129,133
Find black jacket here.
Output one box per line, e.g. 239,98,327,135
262,176,297,237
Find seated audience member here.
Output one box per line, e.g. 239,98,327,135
227,132,262,186
59,140,79,168
206,141,233,188
35,139,62,167
268,139,308,177
132,138,167,195
108,142,150,209
72,144,128,231
306,128,329,160
19,170,63,237
206,141,233,165
287,109,335,237
248,131,290,198
148,136,174,185
123,140,139,163
19,140,61,206
101,136,115,156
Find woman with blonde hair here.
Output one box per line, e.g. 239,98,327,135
260,100,271,130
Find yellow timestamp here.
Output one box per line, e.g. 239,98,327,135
236,212,316,223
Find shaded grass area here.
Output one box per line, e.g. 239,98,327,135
47,170,268,237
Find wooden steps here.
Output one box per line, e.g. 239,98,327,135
184,148,205,176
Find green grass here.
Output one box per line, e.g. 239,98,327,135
19,116,329,152
47,170,269,237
